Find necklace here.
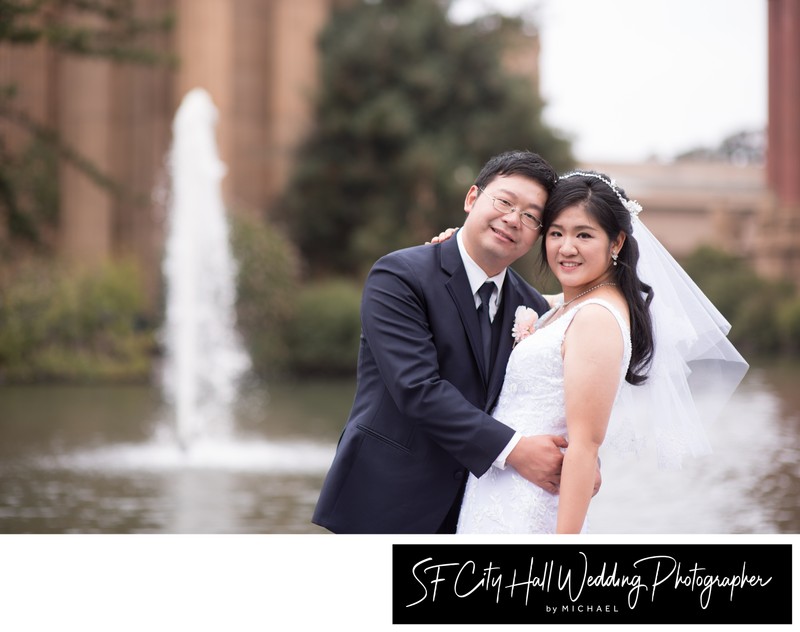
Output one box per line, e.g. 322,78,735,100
559,282,617,311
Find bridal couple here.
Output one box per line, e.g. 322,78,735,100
312,150,748,534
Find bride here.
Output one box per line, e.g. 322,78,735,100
451,170,748,534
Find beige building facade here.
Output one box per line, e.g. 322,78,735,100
583,161,768,261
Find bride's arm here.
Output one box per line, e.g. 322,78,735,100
557,305,625,534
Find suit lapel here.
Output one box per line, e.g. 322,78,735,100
440,237,487,384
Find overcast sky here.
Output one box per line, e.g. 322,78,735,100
450,0,768,163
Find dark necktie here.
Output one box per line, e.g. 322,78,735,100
476,281,495,375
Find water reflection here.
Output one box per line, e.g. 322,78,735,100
0,363,798,534
0,383,336,533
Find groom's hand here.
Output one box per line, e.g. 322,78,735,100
506,435,568,494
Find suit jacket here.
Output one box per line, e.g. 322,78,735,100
311,235,549,533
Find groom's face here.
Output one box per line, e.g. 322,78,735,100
461,174,547,276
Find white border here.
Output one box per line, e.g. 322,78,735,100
0,533,794,631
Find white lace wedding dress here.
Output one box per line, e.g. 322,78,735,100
457,298,632,534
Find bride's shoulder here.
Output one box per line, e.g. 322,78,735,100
570,297,630,333
564,304,628,363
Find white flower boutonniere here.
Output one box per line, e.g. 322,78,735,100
511,305,538,347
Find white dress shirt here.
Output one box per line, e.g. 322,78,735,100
456,229,521,469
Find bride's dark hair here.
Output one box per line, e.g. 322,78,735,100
540,171,654,385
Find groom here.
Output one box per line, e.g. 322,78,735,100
313,150,573,534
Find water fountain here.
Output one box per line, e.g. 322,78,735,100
1,89,336,532
139,87,334,477
160,88,250,451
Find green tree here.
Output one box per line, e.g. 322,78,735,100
0,0,174,249
277,0,573,277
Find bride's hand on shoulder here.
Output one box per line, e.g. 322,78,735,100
425,227,458,244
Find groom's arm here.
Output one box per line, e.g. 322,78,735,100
505,436,602,495
505,435,568,493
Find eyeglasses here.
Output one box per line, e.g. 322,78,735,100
477,187,543,230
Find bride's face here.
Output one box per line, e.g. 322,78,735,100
545,203,624,295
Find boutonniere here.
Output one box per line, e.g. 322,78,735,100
511,305,538,347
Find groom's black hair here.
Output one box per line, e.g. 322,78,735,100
474,150,558,194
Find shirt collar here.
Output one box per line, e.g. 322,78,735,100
456,228,507,299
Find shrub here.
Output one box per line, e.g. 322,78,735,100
680,246,757,322
230,213,301,378
777,297,800,353
0,259,155,382
285,279,362,376
731,281,790,354
681,246,798,356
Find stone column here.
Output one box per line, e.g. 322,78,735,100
758,0,800,282
109,0,175,309
174,0,234,188
228,0,271,217
57,27,113,266
265,0,330,207
767,0,800,206
0,39,55,246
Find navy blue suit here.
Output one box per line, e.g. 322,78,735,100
312,235,549,533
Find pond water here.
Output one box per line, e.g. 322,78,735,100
0,361,798,534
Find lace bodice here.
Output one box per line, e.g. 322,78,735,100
457,298,632,534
